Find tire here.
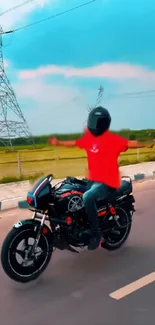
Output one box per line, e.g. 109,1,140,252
101,207,132,251
1,222,53,283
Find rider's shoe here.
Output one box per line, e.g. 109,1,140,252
88,233,103,250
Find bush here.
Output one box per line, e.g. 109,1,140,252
143,154,155,162
0,172,44,184
0,176,25,184
28,172,44,184
119,158,139,166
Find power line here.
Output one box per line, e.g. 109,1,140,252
114,94,155,99
119,89,155,96
2,33,15,48
105,89,155,100
0,0,36,17
2,0,99,35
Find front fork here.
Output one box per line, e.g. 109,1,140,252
31,212,56,252
30,212,47,253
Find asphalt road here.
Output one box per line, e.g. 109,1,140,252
0,180,155,325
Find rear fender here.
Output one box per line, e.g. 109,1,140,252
119,195,136,213
13,219,53,245
127,194,135,207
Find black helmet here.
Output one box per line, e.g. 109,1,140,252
87,106,111,136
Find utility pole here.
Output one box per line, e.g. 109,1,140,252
0,25,34,150
87,84,104,112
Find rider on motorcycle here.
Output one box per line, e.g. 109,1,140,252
49,106,153,250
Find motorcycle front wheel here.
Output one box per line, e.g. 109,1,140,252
1,223,53,283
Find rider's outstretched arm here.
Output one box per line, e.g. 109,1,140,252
57,140,77,147
48,136,86,148
48,138,76,147
127,140,154,149
48,128,88,148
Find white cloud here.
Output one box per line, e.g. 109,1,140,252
12,77,90,134
18,62,155,80
0,0,58,30
11,73,155,135
5,61,155,135
14,78,84,104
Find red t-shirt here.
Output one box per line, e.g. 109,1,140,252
76,129,128,188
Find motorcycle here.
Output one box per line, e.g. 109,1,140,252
1,174,135,283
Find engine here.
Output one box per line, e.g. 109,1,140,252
54,190,89,245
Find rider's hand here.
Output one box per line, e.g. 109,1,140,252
146,144,154,149
48,137,59,146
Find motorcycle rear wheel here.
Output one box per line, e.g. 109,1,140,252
101,207,132,251
1,223,53,283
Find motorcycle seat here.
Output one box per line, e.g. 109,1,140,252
96,177,132,205
77,176,132,197
56,176,132,201
115,177,132,198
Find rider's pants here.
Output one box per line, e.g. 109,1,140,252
83,182,115,235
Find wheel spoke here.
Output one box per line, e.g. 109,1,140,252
111,230,120,235
12,249,25,258
23,237,29,248
34,250,48,259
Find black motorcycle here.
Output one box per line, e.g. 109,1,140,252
1,174,135,283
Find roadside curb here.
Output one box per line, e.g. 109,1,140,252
130,171,155,181
0,197,23,212
0,171,155,212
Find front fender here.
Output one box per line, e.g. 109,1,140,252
14,218,41,229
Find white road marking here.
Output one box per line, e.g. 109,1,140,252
109,272,155,300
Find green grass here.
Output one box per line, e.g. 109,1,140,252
0,145,155,183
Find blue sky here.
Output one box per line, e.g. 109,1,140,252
1,0,155,135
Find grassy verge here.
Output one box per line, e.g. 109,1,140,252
0,145,155,184
0,146,155,162
0,153,155,184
